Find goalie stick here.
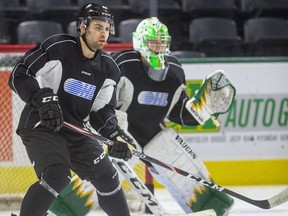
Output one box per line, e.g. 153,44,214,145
63,121,288,210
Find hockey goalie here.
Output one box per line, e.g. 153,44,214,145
111,17,236,216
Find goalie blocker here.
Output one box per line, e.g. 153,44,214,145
185,70,236,126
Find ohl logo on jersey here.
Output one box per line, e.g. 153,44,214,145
138,91,168,107
64,78,96,100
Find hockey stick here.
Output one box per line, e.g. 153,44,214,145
112,158,167,215
112,159,216,216
63,123,215,216
63,121,288,210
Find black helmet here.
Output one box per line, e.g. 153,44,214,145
77,3,115,34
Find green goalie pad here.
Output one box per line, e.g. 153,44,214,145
49,176,95,216
190,184,234,216
186,70,236,125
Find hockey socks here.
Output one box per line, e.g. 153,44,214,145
20,164,70,216
20,181,56,216
98,188,130,216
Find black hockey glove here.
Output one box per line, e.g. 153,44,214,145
107,129,136,161
32,88,63,132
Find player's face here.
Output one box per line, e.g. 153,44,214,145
147,39,168,54
84,20,110,50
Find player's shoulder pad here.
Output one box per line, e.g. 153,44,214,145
165,54,185,82
100,49,120,70
99,50,121,82
165,54,182,67
112,50,141,65
165,54,184,73
40,34,77,51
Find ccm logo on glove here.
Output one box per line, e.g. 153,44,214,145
32,88,64,132
42,95,59,103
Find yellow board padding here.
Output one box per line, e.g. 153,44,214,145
204,159,288,186
0,166,37,193
1,159,287,194
123,159,288,189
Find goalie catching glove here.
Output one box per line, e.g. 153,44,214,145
32,88,63,132
106,128,136,161
186,70,236,125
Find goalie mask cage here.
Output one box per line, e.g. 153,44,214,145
0,44,148,210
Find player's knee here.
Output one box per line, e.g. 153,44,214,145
90,165,120,194
41,163,71,193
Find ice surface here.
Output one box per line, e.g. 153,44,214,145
5,185,288,216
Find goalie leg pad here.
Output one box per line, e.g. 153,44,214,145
48,196,77,216
199,187,234,216
49,175,98,216
49,159,121,216
144,128,233,215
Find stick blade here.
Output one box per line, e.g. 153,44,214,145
268,188,288,209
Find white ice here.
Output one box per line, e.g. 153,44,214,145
4,185,288,216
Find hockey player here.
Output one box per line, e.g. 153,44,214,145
112,17,235,215
47,17,236,216
8,3,135,216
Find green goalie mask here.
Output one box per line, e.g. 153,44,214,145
133,17,171,70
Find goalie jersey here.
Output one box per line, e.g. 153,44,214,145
113,50,199,147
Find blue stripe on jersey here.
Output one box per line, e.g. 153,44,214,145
64,78,96,100
138,91,168,107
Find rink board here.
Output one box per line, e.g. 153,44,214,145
1,57,288,194
1,158,288,194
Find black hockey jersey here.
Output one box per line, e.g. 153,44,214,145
113,50,198,147
9,34,120,134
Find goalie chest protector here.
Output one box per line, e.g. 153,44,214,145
113,50,185,146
